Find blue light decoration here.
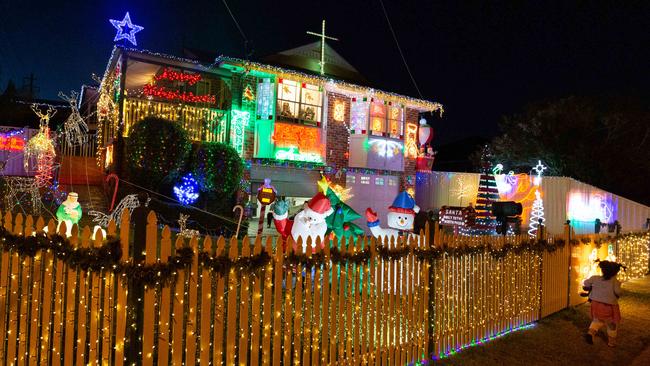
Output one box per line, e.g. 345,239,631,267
173,174,200,205
109,12,144,46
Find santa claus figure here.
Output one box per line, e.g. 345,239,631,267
366,191,420,243
273,192,334,252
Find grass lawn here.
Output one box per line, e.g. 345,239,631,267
434,276,650,366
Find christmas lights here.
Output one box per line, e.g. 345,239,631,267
109,12,144,46
216,57,444,113
58,91,89,146
142,84,216,104
404,123,418,158
528,191,546,238
0,134,25,152
333,100,345,122
256,78,274,120
25,105,57,188
230,110,250,156
173,174,200,205
154,68,201,85
274,146,324,163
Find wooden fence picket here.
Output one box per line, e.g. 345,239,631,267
88,226,101,365
114,210,130,366
142,214,158,365
156,228,173,366
225,236,239,366
237,236,251,365
212,236,226,365
199,235,213,365
171,235,186,366
249,236,263,366
260,237,273,366
185,235,199,366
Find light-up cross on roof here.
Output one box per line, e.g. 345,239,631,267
306,20,339,75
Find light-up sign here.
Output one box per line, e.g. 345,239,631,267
230,110,250,156
368,138,402,158
404,123,418,158
274,146,323,163
568,192,614,222
272,122,324,162
333,100,345,122
256,78,274,120
0,135,25,152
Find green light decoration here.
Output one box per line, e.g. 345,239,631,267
191,142,243,196
126,116,191,189
230,110,250,156
325,187,364,242
274,146,324,163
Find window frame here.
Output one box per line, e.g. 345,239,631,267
276,79,323,126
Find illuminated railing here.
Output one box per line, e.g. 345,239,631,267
123,98,228,143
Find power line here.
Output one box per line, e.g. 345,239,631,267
377,0,424,99
221,0,247,41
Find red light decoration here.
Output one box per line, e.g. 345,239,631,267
143,68,216,104
0,135,25,151
154,68,202,85
272,122,324,155
143,84,216,104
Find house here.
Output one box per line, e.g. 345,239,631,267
96,44,442,223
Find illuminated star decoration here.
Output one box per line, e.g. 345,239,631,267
109,12,144,46
532,160,547,186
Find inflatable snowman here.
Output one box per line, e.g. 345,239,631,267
366,191,420,244
273,192,334,252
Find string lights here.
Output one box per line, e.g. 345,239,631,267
25,104,57,189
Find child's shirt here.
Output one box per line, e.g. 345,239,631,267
583,275,622,305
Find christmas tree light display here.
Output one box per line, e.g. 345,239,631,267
464,146,498,235
528,160,547,238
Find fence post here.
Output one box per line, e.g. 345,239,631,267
565,220,572,309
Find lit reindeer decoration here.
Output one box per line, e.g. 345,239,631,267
7,104,59,215
58,91,89,146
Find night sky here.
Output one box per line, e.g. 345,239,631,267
1,0,648,145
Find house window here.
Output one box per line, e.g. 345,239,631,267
277,79,322,126
375,177,385,186
369,100,386,136
388,106,404,139
360,176,370,185
346,175,356,184
388,178,398,186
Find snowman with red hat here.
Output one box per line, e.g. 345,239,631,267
273,192,334,252
366,191,420,242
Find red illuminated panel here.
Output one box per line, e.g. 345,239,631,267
0,136,25,151
272,122,324,155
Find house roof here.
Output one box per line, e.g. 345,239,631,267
103,46,443,113
262,41,368,84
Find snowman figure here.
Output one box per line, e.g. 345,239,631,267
365,191,420,243
273,192,334,252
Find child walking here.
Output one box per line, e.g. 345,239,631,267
582,260,624,347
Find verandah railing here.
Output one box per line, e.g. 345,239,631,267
0,208,647,365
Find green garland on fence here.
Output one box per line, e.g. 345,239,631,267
0,227,122,272
0,223,632,286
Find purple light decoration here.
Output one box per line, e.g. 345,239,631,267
406,323,536,365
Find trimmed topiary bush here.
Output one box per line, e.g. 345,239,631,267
126,116,191,189
190,142,243,197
